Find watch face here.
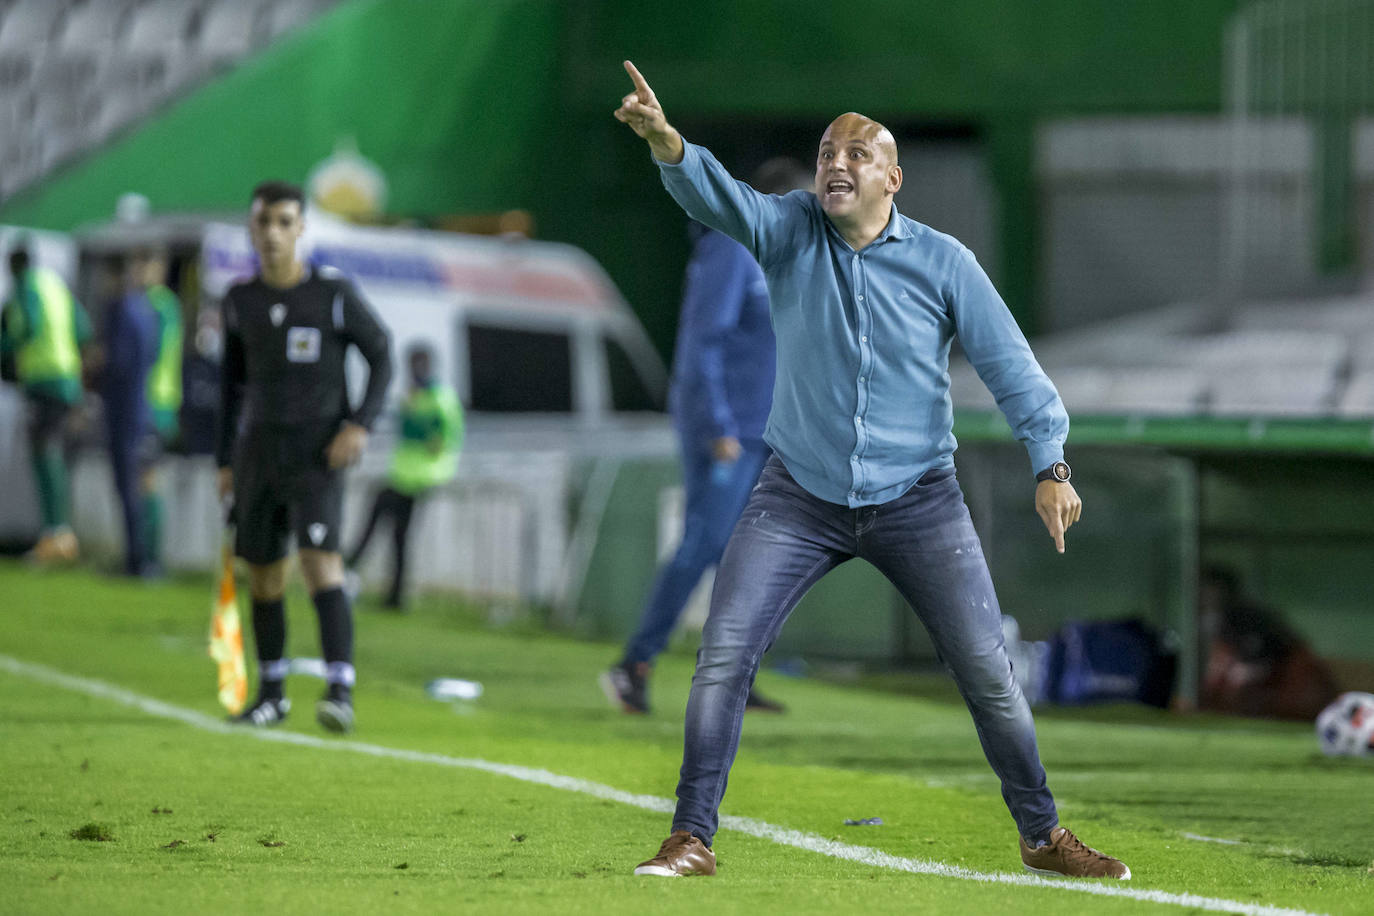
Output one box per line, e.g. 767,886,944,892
1053,461,1071,482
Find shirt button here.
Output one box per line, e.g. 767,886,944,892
858,295,864,301
850,491,857,500
859,376,865,383
856,416,863,424
861,336,868,342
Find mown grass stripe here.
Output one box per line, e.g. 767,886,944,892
0,654,1324,916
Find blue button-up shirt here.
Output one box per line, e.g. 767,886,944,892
658,141,1067,507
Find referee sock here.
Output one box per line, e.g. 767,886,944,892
313,587,354,675
252,598,287,698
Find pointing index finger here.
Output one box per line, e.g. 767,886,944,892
623,60,654,100
1048,514,1065,554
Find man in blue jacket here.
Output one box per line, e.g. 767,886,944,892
602,158,810,716
96,254,159,577
614,61,1127,882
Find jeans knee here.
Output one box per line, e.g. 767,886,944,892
953,659,1023,715
693,644,756,692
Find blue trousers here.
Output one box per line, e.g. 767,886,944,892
621,433,771,667
671,455,1058,845
105,408,147,576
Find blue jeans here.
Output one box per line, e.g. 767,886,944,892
621,433,771,666
671,455,1058,844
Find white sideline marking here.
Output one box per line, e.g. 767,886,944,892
1184,832,1245,846
0,654,1324,916
1184,832,1306,858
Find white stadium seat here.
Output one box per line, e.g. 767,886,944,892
0,0,66,48
56,1,134,49
197,0,263,64
1100,368,1207,416
1209,366,1341,417
1336,370,1374,418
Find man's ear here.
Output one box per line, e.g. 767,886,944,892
887,164,903,195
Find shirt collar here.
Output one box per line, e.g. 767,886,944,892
823,201,911,250
876,203,911,242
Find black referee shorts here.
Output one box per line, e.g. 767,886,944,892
232,425,344,565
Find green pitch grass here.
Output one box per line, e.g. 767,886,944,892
0,562,1369,915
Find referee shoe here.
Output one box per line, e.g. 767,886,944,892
316,685,354,733
232,695,291,727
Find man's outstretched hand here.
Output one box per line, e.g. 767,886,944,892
1035,480,1082,555
614,60,684,164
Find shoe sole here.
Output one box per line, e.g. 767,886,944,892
230,716,287,728
316,700,354,733
598,671,648,715
231,699,290,727
1023,864,1131,880
633,865,679,877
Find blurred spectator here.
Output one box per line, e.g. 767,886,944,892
346,344,463,609
179,306,222,457
1,240,92,563
601,158,811,716
96,254,159,577
139,248,184,443
134,247,184,572
1199,565,1341,720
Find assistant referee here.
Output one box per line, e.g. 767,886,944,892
217,181,393,733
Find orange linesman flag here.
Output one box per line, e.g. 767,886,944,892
209,535,248,715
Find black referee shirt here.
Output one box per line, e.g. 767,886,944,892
216,266,392,468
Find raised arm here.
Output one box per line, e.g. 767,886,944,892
615,62,805,265
614,60,684,164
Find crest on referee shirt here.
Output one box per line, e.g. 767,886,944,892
286,327,321,363
269,303,287,326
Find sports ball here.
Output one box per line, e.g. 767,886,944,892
1315,692,1374,757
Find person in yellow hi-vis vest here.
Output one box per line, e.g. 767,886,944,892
136,248,183,573
1,241,92,563
346,344,462,609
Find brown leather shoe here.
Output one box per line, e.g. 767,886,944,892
1020,826,1130,879
634,830,717,877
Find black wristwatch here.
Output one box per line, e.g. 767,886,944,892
1035,461,1072,484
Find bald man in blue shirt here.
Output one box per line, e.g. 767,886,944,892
615,61,1128,882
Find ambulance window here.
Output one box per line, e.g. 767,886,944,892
604,336,659,411
467,323,573,412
